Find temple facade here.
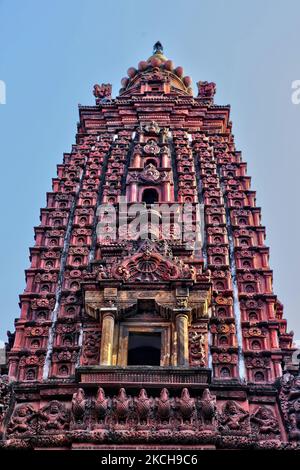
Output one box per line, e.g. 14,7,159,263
1,43,299,450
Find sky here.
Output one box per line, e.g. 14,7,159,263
0,0,300,344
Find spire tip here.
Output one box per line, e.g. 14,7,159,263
153,41,163,54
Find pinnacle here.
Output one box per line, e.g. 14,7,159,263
153,41,163,55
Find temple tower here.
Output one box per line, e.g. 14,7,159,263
1,43,299,450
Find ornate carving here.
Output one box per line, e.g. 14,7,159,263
94,387,110,424
81,330,101,365
279,372,300,440
52,350,77,363
176,297,189,308
4,44,296,451
144,121,161,134
25,326,48,337
250,406,279,437
31,298,55,310
156,388,172,422
218,401,249,434
112,242,195,282
0,375,12,429
3,388,290,447
93,83,112,102
213,352,238,364
245,355,270,369
140,163,161,183
7,404,36,435
19,353,45,367
189,329,206,366
38,401,69,432
198,388,217,426
127,164,166,184
113,388,131,423
215,295,233,306
134,388,152,424
71,388,87,425
197,81,216,99
143,140,160,155
176,388,195,422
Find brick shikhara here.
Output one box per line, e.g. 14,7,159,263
1,42,299,450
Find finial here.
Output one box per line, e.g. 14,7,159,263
153,41,163,55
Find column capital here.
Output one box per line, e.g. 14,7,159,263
173,308,191,321
100,307,117,319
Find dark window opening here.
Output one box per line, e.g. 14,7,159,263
142,188,159,204
127,332,161,366
145,159,157,167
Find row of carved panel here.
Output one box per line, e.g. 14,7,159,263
209,131,293,381
173,130,197,204
4,386,285,446
9,131,116,381
8,140,87,380
192,132,239,379
49,132,114,378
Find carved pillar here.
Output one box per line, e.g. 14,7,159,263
100,308,117,365
12,325,23,350
133,153,141,168
161,151,170,168
265,299,274,319
269,325,279,348
8,355,18,380
129,182,138,203
175,309,190,367
163,181,171,202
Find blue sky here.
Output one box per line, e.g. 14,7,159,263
0,0,300,342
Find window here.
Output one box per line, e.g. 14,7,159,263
144,159,157,167
25,368,36,381
254,371,264,382
219,336,228,346
63,335,73,346
31,339,40,349
117,323,170,367
142,188,159,204
251,340,261,350
127,332,161,366
220,367,230,378
249,312,258,321
58,365,69,376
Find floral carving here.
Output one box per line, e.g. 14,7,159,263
143,140,160,155
140,163,161,183
94,387,110,424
